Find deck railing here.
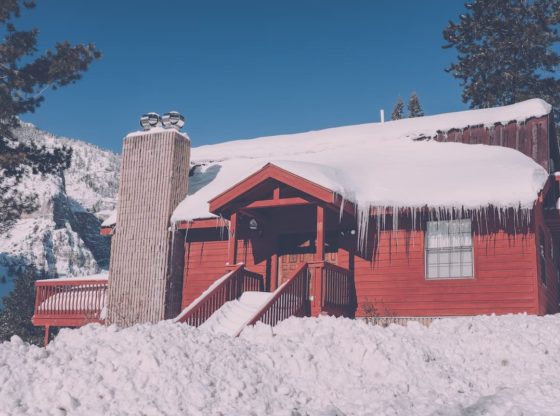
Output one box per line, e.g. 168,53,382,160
32,278,108,327
246,263,310,328
321,262,353,309
308,260,354,317
176,264,264,327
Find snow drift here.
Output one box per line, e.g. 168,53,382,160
1,314,560,415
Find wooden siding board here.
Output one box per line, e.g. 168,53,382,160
352,225,542,317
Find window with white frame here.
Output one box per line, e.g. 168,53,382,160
425,219,473,279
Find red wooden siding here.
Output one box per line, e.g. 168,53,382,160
534,198,560,315
342,227,542,317
181,239,229,310
182,231,273,309
435,115,556,172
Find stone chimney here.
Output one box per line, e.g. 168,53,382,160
107,112,190,325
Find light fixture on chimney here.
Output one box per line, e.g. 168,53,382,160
162,111,185,130
140,112,161,130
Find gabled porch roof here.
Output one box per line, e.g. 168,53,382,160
207,163,353,220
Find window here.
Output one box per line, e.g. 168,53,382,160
425,219,473,279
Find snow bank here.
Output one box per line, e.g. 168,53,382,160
2,314,560,415
170,99,550,225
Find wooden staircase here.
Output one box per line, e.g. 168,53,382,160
176,261,355,335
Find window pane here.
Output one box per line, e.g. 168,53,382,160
450,264,461,278
426,219,473,279
439,251,450,264
438,264,449,277
427,265,438,279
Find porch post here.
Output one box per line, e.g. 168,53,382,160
271,253,279,291
228,212,238,267
311,205,325,316
43,326,50,347
316,205,325,261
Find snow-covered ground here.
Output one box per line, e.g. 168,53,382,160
1,314,560,415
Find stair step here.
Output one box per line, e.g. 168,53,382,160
199,291,273,336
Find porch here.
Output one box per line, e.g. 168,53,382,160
32,276,108,345
179,163,359,317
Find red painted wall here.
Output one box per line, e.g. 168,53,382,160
181,239,229,310
182,222,553,317
534,199,560,315
343,228,542,317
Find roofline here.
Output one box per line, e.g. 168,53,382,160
208,163,338,216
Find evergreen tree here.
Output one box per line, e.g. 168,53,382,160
0,0,100,231
0,275,6,284
0,266,45,345
391,97,404,120
408,92,424,118
442,0,560,120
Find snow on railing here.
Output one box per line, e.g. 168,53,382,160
33,277,108,326
175,264,264,327
246,263,310,328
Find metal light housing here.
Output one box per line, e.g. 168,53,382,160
140,112,161,130
249,218,259,231
161,111,185,130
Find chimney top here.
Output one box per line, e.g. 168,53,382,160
139,111,186,131
162,111,185,130
140,112,161,130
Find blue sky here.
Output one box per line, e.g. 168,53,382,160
20,0,469,152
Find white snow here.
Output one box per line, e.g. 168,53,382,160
169,99,551,225
173,268,237,322
100,100,552,229
36,272,109,283
126,126,191,140
101,210,117,227
200,291,273,336
2,314,560,415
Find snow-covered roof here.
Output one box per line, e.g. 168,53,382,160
171,99,551,222
103,99,552,228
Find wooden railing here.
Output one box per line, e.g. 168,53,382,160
246,263,310,328
176,264,264,327
321,262,353,309
32,278,108,327
308,261,353,317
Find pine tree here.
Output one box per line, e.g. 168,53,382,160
0,275,6,284
0,266,45,345
442,0,560,120
0,0,100,231
391,97,404,120
408,93,424,118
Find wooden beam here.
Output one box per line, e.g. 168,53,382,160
176,218,225,230
245,197,312,209
100,226,114,236
209,163,335,214
228,212,238,266
316,205,325,261
44,326,50,347
271,253,279,291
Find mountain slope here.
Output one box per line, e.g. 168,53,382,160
0,123,120,299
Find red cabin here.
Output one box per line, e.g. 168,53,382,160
33,99,560,343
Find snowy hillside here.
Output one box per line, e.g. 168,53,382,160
1,314,560,415
0,123,120,295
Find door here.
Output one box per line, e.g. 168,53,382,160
277,232,338,285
